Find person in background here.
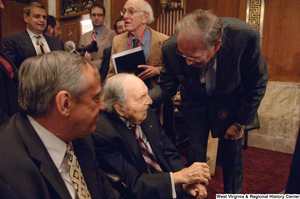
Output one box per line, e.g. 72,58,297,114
44,15,62,38
0,0,19,126
106,0,169,89
0,51,120,199
79,2,115,69
65,40,77,53
149,9,268,193
100,16,126,84
3,2,64,69
92,73,211,199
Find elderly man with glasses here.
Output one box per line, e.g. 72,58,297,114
106,0,168,89
149,9,268,194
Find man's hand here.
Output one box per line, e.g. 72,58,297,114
224,125,244,140
83,51,92,61
172,91,182,106
137,65,160,80
173,162,211,185
183,183,207,199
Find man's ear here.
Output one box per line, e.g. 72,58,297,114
23,14,28,23
113,103,125,116
142,12,149,24
214,40,221,52
55,90,72,117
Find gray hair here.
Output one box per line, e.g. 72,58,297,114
18,51,99,117
176,9,223,50
65,40,76,50
101,73,134,112
141,0,154,24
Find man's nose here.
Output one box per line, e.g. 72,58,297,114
98,99,106,112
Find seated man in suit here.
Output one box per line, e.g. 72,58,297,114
0,51,120,199
3,2,64,68
92,73,211,199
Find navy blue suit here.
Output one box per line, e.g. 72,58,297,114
149,17,268,193
92,108,193,199
0,113,120,199
3,31,65,68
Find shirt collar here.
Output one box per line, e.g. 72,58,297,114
27,115,67,170
27,29,44,39
92,26,104,36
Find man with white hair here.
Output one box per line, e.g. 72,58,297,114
106,0,168,89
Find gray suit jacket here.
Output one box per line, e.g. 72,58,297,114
149,17,269,137
79,27,115,69
0,113,120,199
3,31,65,69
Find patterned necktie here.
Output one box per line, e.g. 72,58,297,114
91,31,97,41
205,58,216,96
66,142,92,199
132,38,139,48
36,36,47,55
130,125,163,174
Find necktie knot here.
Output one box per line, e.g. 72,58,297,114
35,35,47,54
132,38,139,48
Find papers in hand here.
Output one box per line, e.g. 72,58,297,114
111,46,147,76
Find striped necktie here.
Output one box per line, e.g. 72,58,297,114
66,142,92,199
130,125,163,174
36,36,47,55
91,31,97,41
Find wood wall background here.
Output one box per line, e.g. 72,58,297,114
0,0,300,82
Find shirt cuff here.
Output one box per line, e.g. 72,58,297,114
170,172,177,199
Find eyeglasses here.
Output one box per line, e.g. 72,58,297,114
120,9,145,16
91,14,104,17
176,49,207,63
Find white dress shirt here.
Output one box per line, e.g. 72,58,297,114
27,115,77,199
27,29,51,54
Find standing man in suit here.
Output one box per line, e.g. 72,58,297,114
100,16,126,84
3,2,65,69
107,0,169,89
92,73,211,199
0,51,120,199
0,0,19,126
79,2,115,69
149,9,269,193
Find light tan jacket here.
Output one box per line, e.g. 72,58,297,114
107,27,169,87
79,27,116,69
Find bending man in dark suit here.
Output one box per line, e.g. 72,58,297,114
149,9,269,193
0,51,120,199
3,2,64,68
92,73,211,199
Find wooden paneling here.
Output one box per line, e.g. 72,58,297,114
186,0,246,20
59,16,82,48
262,0,300,82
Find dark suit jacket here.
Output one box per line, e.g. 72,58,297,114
0,51,18,126
100,46,112,84
0,113,120,199
149,17,269,138
92,108,189,199
3,31,65,68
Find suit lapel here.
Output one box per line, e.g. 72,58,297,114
19,31,37,58
107,112,147,171
16,114,71,199
149,28,163,66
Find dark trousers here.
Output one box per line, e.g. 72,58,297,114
186,113,243,194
